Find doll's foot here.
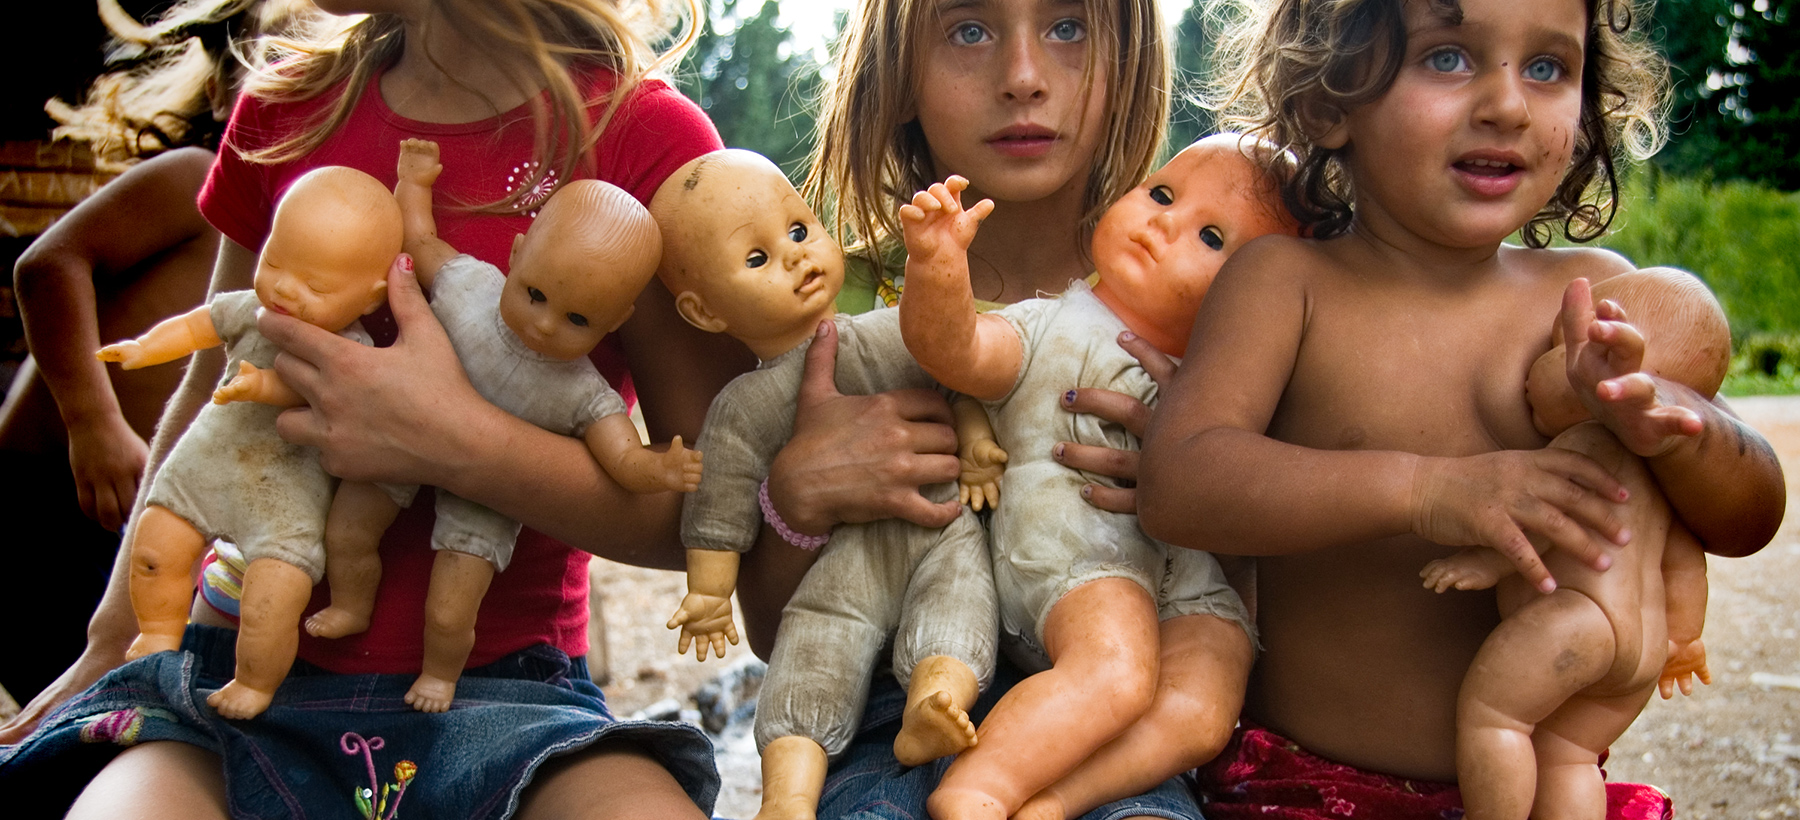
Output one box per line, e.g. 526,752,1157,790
207,679,276,720
404,674,458,713
125,631,183,660
1420,557,1495,593
1012,790,1070,820
750,794,818,820
894,689,978,766
304,606,371,639
926,785,1008,820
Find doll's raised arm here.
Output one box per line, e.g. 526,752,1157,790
897,177,1014,402
96,303,222,370
1659,522,1710,698
394,139,459,286
668,547,740,661
582,413,703,494
953,396,1007,511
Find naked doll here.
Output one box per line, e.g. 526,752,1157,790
251,138,702,713
651,149,999,820
1420,267,1724,819
97,165,399,720
897,135,1294,820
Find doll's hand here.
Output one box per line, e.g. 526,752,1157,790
396,139,443,188
653,436,704,493
1419,547,1511,593
1560,278,1704,457
667,592,739,661
958,439,1008,511
898,176,995,265
1410,449,1631,593
66,412,148,531
1056,332,1174,513
96,340,151,370
259,254,481,485
766,322,962,535
212,361,267,404
1659,638,1711,698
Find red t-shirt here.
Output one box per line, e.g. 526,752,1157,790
197,70,720,674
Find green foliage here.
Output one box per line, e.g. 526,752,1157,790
1653,0,1800,190
1165,0,1224,159
1598,170,1800,339
1724,333,1800,394
670,0,823,181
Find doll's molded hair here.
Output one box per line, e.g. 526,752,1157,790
273,166,404,268
530,179,662,290
1217,0,1669,245
802,0,1170,270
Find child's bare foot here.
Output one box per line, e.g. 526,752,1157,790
1012,790,1069,820
926,785,1008,820
893,689,978,766
207,679,275,719
304,606,371,639
126,631,182,660
405,674,458,713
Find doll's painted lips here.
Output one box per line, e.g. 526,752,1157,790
795,269,826,297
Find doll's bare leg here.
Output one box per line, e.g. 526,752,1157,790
209,557,314,719
408,549,495,712
930,578,1160,820
125,505,210,659
894,654,980,766
306,481,401,638
1528,687,1653,820
1456,590,1616,820
1015,612,1253,820
753,735,828,820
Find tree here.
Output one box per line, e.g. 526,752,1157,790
671,0,824,181
1654,0,1800,189
1166,0,1226,157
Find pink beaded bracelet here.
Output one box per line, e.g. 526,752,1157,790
759,478,829,551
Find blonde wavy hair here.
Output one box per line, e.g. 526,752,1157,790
803,0,1169,270
241,0,698,213
46,0,323,169
1218,0,1668,246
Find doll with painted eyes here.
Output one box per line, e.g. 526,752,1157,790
651,149,1002,820
1418,267,1723,818
97,165,398,720
272,139,702,714
897,135,1297,820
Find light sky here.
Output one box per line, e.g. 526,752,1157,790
758,0,1196,61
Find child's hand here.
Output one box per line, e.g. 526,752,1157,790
667,592,739,661
1410,449,1631,592
212,361,267,404
1659,638,1711,698
959,439,1008,511
1560,278,1704,457
1057,331,1175,513
96,340,151,370
67,413,147,531
899,176,995,265
396,139,443,188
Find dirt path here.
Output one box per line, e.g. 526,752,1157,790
579,398,1800,818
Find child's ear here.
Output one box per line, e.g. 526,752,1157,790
363,278,389,314
606,304,635,334
673,290,727,334
1300,99,1350,150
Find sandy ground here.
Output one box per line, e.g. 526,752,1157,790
590,396,1800,819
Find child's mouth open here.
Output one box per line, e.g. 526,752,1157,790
1453,154,1525,196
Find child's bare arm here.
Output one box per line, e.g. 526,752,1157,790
668,548,740,661
1659,521,1710,698
581,414,703,494
1141,240,1626,592
96,304,223,370
897,177,1014,401
952,396,1007,511
213,361,307,407
394,139,459,287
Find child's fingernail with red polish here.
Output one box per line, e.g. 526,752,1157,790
400,255,413,272
1063,390,1077,406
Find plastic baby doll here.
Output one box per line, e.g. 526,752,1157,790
650,149,999,820
272,138,703,713
897,134,1294,820
97,165,399,720
1419,267,1724,819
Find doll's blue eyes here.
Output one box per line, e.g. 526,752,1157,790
747,250,768,268
528,287,546,303
1149,185,1173,206
1201,227,1224,251
789,223,808,242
